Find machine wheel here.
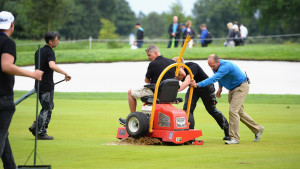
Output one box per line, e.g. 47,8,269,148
126,112,149,138
188,113,195,129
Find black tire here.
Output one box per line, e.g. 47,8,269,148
188,113,195,129
126,112,149,138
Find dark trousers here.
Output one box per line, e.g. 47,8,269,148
241,38,246,46
0,96,16,169
37,90,54,136
167,36,180,48
201,42,208,47
183,85,229,136
137,41,143,48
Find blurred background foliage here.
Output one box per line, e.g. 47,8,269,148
0,0,299,40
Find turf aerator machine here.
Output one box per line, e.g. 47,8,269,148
117,36,204,145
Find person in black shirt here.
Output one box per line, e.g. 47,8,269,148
173,57,230,140
0,11,43,169
167,16,181,48
182,21,196,48
119,44,185,125
226,22,235,47
135,22,144,48
28,31,71,140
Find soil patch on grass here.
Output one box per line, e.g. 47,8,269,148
113,136,197,146
116,137,163,145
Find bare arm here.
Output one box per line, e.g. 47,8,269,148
178,74,190,92
176,67,186,81
49,61,71,81
216,86,222,98
1,53,43,80
144,77,150,84
190,79,198,88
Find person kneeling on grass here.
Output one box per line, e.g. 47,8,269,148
119,44,185,125
190,54,264,144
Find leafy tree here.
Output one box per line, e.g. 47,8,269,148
58,0,134,39
97,0,117,20
98,18,120,48
111,0,136,36
58,0,85,40
98,18,118,39
240,0,300,34
0,0,18,12
17,0,71,39
58,0,106,40
58,0,116,39
140,12,167,38
192,0,243,38
0,0,24,39
78,0,108,39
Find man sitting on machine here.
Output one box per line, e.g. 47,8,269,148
119,44,185,125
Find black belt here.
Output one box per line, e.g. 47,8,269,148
231,79,248,91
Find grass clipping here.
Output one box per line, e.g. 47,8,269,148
117,136,163,145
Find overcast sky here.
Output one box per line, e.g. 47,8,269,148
126,0,197,16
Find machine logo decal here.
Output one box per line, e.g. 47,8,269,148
169,132,173,139
119,129,126,135
176,137,182,142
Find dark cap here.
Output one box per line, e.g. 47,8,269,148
136,22,141,25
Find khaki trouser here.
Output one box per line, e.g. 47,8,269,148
228,82,261,142
131,87,153,99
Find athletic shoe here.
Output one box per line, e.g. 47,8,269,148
223,136,231,140
37,134,54,140
28,121,36,136
225,139,239,144
254,126,264,142
119,118,126,125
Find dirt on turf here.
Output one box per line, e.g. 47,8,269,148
115,136,194,146
116,136,163,145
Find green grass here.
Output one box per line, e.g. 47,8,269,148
14,41,300,66
3,92,300,168
13,91,300,104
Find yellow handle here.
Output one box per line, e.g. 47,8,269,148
175,35,191,77
148,63,194,133
148,35,194,133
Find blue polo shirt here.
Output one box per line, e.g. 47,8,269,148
173,23,178,34
197,59,246,90
200,29,208,44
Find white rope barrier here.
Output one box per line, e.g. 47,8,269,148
16,33,300,46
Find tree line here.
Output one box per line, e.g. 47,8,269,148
1,0,299,40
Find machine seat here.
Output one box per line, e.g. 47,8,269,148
141,78,182,104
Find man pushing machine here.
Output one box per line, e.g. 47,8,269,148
190,54,264,144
